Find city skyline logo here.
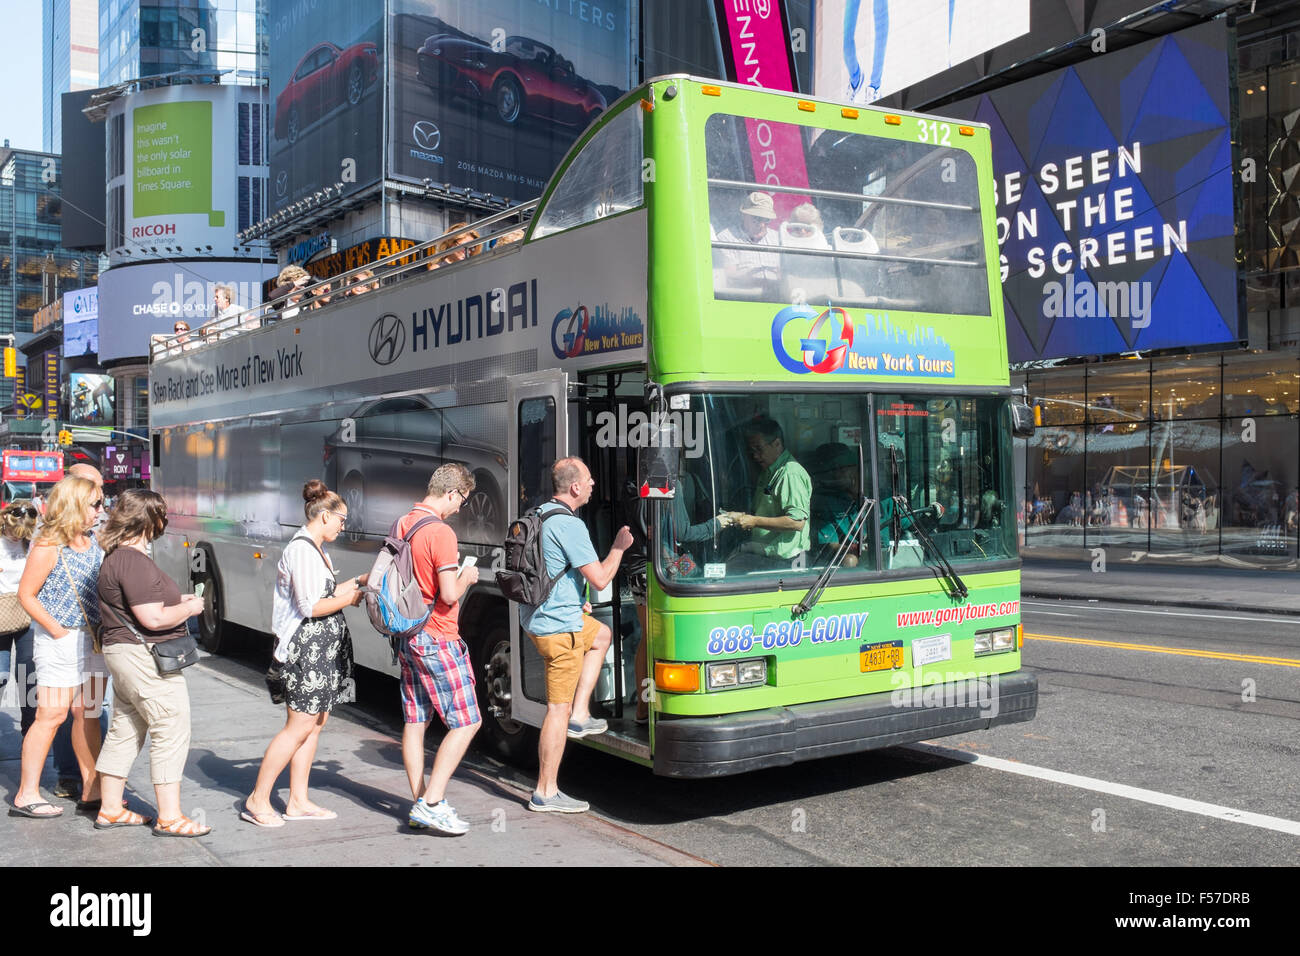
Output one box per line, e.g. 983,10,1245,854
368,312,405,366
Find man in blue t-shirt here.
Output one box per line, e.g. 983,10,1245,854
520,457,633,814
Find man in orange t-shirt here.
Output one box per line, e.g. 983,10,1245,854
393,463,481,835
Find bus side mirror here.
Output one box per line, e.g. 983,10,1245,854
636,417,680,499
1009,402,1036,438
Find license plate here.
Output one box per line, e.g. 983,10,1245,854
860,640,904,672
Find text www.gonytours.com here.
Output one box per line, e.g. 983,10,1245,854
895,601,1019,629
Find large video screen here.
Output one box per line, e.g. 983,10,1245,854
388,0,633,199
69,373,116,427
267,0,384,214
814,0,1030,105
63,286,99,358
944,20,1238,362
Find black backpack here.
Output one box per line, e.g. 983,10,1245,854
496,501,576,607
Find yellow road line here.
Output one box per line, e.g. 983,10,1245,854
1024,632,1300,669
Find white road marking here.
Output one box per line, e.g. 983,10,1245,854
1022,601,1300,626
908,743,1300,837
1027,610,1077,617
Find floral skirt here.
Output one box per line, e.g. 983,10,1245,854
281,611,356,714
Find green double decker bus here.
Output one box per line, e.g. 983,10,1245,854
149,76,1037,777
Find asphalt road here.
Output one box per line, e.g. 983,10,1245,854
538,598,1300,867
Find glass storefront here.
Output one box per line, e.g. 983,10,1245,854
1017,353,1300,562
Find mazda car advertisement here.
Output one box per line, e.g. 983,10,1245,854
388,0,632,199
268,0,384,215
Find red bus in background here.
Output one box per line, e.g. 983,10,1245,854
2,450,65,506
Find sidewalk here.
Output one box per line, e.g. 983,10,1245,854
1022,554,1300,616
0,656,705,867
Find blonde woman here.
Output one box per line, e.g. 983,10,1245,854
426,223,481,271
242,480,366,827
11,477,106,819
95,490,208,836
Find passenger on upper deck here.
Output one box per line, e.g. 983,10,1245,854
426,224,481,271
344,270,378,297
785,202,831,249
266,265,312,320
715,192,781,298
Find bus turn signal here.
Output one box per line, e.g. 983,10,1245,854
655,662,700,693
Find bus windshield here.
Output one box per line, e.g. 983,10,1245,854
655,390,1016,590
705,112,990,316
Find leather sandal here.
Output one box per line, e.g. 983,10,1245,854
93,808,154,830
153,815,212,838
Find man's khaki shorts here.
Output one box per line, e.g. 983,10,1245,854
526,615,603,704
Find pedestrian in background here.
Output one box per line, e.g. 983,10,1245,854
242,480,365,827
94,490,209,835
0,501,39,709
10,476,106,819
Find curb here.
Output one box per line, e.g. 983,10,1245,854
1022,590,1300,618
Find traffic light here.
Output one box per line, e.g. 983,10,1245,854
58,429,73,447
2,347,14,378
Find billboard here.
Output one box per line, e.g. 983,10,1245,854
97,260,279,362
387,0,633,199
268,0,383,214
814,0,1030,105
714,0,798,92
61,88,108,251
63,286,99,357
69,373,116,427
944,20,1238,362
114,84,260,254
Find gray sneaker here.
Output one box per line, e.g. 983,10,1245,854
528,790,590,813
567,716,608,739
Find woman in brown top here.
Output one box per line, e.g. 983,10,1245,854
94,490,209,836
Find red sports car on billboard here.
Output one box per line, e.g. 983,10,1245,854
416,34,606,128
275,40,380,143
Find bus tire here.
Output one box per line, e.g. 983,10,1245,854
192,550,229,654
471,621,537,767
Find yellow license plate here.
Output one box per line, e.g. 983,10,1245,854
860,641,904,672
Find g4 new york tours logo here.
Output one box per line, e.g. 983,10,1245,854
551,301,644,360
770,305,957,378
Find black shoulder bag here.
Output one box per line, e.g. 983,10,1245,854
101,598,201,676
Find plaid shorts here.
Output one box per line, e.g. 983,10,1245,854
398,634,481,729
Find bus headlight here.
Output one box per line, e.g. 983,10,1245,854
706,658,767,690
974,627,1016,656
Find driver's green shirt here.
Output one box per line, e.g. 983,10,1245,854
751,450,812,558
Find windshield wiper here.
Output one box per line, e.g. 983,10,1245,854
886,445,967,600
892,494,969,600
793,497,876,616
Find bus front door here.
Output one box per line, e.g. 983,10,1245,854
506,370,571,731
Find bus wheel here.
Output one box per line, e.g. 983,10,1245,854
472,623,536,766
194,558,227,653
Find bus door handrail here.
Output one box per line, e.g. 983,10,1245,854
149,200,540,363
706,177,977,213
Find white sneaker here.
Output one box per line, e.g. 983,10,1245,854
409,798,469,835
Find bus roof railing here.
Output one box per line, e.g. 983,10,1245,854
150,201,537,363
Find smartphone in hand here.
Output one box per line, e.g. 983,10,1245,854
458,555,477,577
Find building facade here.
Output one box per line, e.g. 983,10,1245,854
43,0,100,154
100,0,266,86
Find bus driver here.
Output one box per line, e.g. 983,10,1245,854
724,418,811,565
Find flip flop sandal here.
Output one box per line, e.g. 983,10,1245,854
283,808,337,821
240,805,285,828
9,802,64,819
153,816,213,838
93,809,154,830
